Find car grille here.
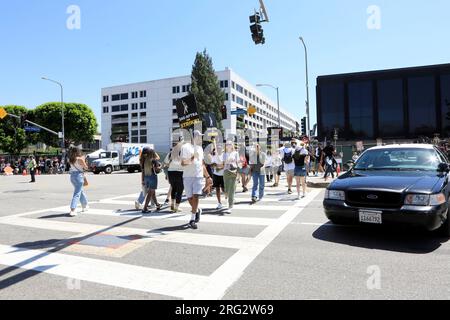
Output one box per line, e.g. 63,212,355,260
346,190,403,209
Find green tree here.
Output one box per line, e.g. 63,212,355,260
30,102,98,147
190,50,226,132
0,105,31,155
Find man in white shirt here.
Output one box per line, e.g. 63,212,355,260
181,130,212,229
279,142,296,194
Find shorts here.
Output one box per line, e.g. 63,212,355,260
183,177,203,198
294,166,307,177
239,167,250,175
272,166,279,176
213,174,225,189
286,169,295,177
144,174,158,190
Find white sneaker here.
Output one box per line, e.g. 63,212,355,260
216,203,224,210
82,205,89,212
69,210,78,217
134,200,142,210
224,208,232,214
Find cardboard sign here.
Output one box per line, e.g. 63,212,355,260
175,94,201,129
202,113,217,129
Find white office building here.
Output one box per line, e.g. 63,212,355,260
101,68,300,152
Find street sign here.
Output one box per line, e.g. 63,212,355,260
0,108,7,120
175,94,202,129
231,108,247,116
24,126,41,133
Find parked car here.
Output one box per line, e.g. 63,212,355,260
323,144,450,236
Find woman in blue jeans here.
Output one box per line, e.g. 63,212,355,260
249,144,267,203
68,147,89,217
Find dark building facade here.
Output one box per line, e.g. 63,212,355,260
317,63,450,141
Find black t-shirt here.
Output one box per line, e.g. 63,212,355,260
323,146,335,157
293,149,308,167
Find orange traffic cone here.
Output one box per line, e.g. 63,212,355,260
22,169,27,176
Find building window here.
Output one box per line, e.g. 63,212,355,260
182,85,191,93
140,129,147,136
320,83,345,139
172,86,180,94
225,93,229,101
131,130,139,136
348,81,374,139
377,79,404,138
112,94,120,101
103,96,109,103
232,94,236,102
131,137,139,143
132,92,138,99
231,81,235,89
120,104,128,111
441,75,450,136
236,97,244,106
140,90,147,98
236,84,243,94
103,106,109,113
120,93,128,100
140,102,147,110
140,121,146,126
408,76,436,136
132,103,138,110
140,112,147,118
140,136,147,143
112,105,121,112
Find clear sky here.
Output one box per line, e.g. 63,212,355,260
1,0,449,131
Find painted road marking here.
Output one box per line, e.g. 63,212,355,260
0,244,208,299
0,185,323,300
0,216,250,250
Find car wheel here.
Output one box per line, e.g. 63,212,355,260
93,171,100,175
105,166,113,175
127,168,135,173
439,210,450,237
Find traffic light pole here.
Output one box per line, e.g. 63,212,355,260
299,37,311,137
6,113,59,135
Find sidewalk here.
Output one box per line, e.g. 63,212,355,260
306,172,345,189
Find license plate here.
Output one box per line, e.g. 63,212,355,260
359,210,382,224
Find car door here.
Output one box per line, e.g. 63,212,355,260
434,147,450,198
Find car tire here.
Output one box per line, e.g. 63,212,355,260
127,168,135,174
105,166,113,175
439,210,450,237
93,171,100,175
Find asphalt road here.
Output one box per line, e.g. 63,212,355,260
0,172,449,300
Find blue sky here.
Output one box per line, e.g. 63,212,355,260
1,0,449,131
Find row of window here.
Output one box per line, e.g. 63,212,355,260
172,85,192,94
103,91,147,103
319,74,450,139
103,103,147,113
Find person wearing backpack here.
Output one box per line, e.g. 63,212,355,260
280,142,295,194
293,142,310,199
141,148,162,214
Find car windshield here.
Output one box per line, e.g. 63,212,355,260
354,148,442,171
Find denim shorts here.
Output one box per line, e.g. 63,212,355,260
294,166,307,177
144,174,158,190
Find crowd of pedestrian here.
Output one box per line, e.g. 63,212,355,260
0,155,66,176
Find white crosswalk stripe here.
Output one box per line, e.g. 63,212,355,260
0,180,322,299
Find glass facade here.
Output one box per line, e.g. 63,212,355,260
348,81,373,139
441,75,450,136
320,83,345,139
408,76,436,136
377,79,404,138
318,64,450,140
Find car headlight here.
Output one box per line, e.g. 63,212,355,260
430,193,446,206
404,193,446,206
325,190,345,201
404,194,430,206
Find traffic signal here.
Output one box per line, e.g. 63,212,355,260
301,117,306,136
221,105,227,120
249,13,265,45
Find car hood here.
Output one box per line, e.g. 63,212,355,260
331,170,447,194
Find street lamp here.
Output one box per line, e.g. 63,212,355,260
299,37,311,137
256,84,281,128
41,77,65,161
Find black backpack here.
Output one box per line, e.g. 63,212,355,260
283,149,293,164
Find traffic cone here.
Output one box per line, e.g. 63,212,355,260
22,169,27,176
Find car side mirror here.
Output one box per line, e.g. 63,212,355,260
438,163,449,173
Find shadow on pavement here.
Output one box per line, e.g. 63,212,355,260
312,222,449,254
